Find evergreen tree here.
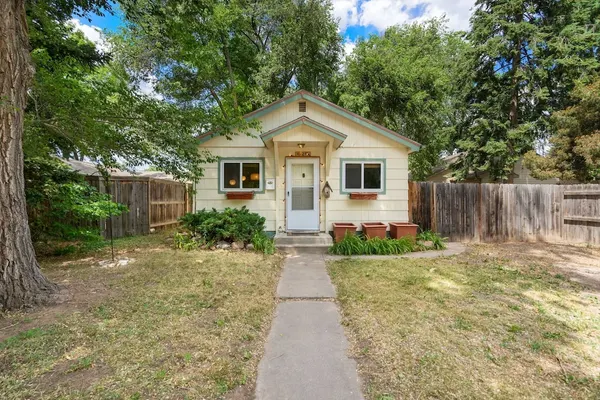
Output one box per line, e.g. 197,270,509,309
455,0,600,182
524,77,600,182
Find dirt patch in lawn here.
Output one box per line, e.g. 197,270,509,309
474,242,600,292
328,243,600,400
0,233,284,400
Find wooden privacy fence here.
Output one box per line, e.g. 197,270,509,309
408,182,600,245
87,176,192,238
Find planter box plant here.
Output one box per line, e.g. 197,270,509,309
332,222,358,243
389,222,418,239
361,222,387,239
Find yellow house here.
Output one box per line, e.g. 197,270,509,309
195,90,421,241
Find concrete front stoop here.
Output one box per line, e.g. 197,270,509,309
274,233,333,254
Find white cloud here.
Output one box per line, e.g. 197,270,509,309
332,0,360,31
68,18,110,52
137,76,164,100
343,37,357,59
336,0,475,33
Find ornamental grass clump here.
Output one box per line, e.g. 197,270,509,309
329,231,445,256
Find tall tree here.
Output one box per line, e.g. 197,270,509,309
333,19,470,179
524,77,600,182
1,0,109,309
116,0,341,130
455,0,600,182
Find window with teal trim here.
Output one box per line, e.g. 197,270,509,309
342,160,384,192
220,159,263,192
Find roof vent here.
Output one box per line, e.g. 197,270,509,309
298,101,307,112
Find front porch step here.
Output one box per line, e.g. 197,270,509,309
274,233,333,254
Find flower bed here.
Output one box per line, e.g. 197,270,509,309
329,230,446,256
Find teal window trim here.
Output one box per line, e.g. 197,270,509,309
339,158,386,195
218,157,265,194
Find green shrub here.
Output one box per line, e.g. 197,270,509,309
330,234,417,256
179,207,266,244
330,233,366,255
25,157,127,242
416,230,447,250
174,232,200,251
329,230,447,256
252,232,276,255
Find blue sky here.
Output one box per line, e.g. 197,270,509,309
73,0,474,55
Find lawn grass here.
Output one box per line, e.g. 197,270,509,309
328,244,600,399
0,232,283,399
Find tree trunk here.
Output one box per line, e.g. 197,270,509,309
0,0,59,310
509,12,523,129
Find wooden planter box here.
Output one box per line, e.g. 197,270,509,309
226,192,254,200
361,222,387,239
332,222,358,243
349,192,378,200
389,222,418,239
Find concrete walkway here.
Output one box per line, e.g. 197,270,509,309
256,253,363,400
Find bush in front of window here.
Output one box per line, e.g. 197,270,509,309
179,206,266,245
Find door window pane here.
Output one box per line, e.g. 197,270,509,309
364,163,382,189
292,187,314,210
223,163,240,189
345,163,361,189
242,163,260,189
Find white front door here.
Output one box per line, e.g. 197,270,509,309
286,158,319,232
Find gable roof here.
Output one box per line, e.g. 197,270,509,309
260,116,347,148
198,90,422,152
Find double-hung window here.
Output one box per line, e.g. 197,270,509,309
341,159,385,193
219,159,263,192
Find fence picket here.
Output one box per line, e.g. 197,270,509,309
409,182,600,245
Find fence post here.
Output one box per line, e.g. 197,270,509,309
408,181,413,223
430,182,437,233
147,178,152,232
477,183,483,241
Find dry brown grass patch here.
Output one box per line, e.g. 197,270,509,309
328,243,600,400
0,233,283,399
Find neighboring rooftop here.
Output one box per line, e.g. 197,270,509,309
62,159,181,181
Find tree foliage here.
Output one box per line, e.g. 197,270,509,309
25,157,126,242
524,78,600,182
333,19,470,180
116,0,341,135
453,0,600,182
25,2,213,181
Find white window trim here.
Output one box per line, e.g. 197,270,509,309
219,159,264,192
341,160,385,193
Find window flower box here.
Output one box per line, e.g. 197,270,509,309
389,222,418,239
361,222,387,239
332,222,358,243
349,192,378,200
226,192,254,200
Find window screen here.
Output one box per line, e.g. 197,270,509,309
242,163,260,189
345,163,362,189
363,164,382,189
223,163,240,189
